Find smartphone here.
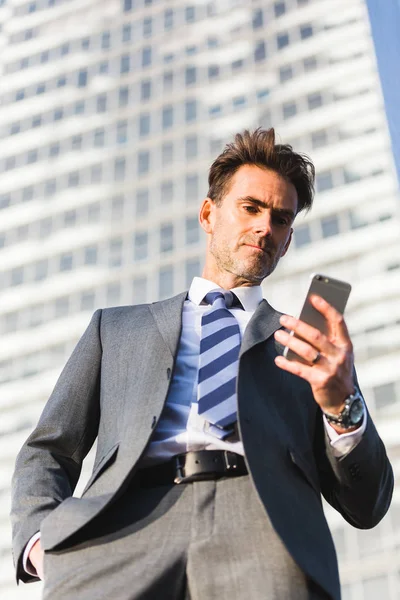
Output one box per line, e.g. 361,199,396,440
283,273,352,363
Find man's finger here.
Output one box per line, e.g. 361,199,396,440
279,315,339,357
309,295,351,344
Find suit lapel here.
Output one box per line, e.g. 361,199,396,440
149,291,187,358
240,299,283,357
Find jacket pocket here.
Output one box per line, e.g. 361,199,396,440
81,442,119,495
288,447,320,498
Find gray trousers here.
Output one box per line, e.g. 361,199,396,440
43,475,328,600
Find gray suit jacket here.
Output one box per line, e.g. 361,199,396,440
11,293,393,599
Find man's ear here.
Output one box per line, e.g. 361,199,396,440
199,197,216,234
281,228,293,257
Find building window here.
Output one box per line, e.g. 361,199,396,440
162,106,173,129
159,265,174,298
134,232,148,261
185,258,200,287
120,54,130,74
185,99,197,122
84,246,98,265
185,135,198,159
308,92,323,110
75,100,85,114
97,94,107,113
160,223,174,253
277,32,289,50
64,210,77,227
54,108,63,121
283,101,297,120
186,216,199,245
124,0,133,11
71,135,82,150
163,71,174,91
321,215,339,238
133,276,147,304
91,164,102,183
111,195,124,220
139,113,151,137
311,130,328,148
304,56,317,71
254,40,266,62
208,65,219,79
49,142,60,157
101,31,110,49
186,174,198,203
141,80,152,100
94,128,105,147
164,9,174,31
300,24,313,40
106,282,121,306
136,190,149,216
233,96,246,110
68,171,79,187
143,17,152,37
59,253,73,272
108,238,123,268
119,86,129,107
88,202,101,222
77,69,88,87
252,9,263,29
316,170,333,192
39,217,53,239
57,76,66,87
27,149,38,164
162,142,173,166
274,1,286,17
142,46,152,67
294,224,311,248
185,6,195,22
185,66,196,86
11,267,24,286
279,65,293,83
117,120,128,144
138,151,150,175
81,290,95,311
55,297,70,318
34,259,48,281
161,180,174,203
114,157,126,181
122,24,131,43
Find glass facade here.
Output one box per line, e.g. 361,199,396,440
0,1,399,598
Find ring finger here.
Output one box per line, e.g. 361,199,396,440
274,330,326,365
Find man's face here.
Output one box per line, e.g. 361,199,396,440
200,165,298,287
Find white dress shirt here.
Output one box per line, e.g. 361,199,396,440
23,276,365,575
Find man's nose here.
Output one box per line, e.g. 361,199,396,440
253,213,272,236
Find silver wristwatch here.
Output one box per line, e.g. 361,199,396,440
323,389,365,429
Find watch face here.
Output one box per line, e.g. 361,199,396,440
349,398,364,424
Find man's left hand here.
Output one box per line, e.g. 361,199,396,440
274,295,356,433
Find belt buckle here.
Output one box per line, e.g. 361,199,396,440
174,455,190,484
223,451,239,473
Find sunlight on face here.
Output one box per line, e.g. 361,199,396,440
204,165,298,287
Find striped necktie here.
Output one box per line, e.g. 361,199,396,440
197,290,242,439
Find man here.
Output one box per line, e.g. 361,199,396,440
11,128,393,599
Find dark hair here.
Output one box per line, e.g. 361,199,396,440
207,128,315,214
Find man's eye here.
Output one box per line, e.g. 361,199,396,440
244,205,258,213
273,215,288,226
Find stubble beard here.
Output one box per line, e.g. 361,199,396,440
209,235,281,285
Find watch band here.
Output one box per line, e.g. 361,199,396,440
323,390,365,429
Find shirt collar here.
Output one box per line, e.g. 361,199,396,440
188,277,263,312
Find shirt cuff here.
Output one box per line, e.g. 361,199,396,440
323,410,367,458
22,531,41,577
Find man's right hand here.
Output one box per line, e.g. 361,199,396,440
29,538,44,580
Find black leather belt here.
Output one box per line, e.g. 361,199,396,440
137,450,248,486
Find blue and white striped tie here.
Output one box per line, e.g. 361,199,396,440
197,290,242,439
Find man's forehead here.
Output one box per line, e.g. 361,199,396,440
229,165,298,208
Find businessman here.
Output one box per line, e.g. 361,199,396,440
11,128,393,600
